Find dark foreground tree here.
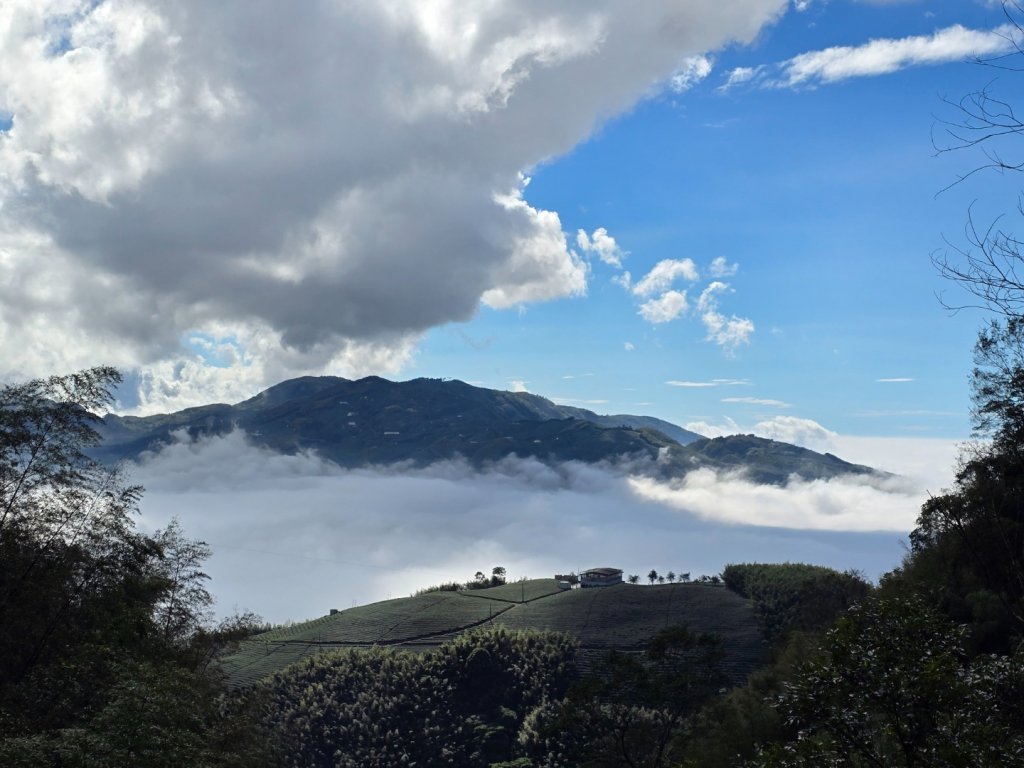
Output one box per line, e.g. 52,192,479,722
518,625,727,767
754,596,1024,767
894,316,1024,652
0,368,274,765
262,627,577,767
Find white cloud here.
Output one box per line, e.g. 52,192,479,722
632,258,699,297
876,377,914,383
0,0,788,410
612,271,633,290
508,379,529,393
669,54,713,92
778,24,1016,87
482,188,589,308
708,256,738,277
109,327,419,413
697,282,755,353
624,341,635,351
751,415,838,452
626,270,752,344
128,431,944,621
639,290,689,324
629,469,921,532
722,396,791,407
668,378,750,388
576,227,626,268
719,65,763,91
684,416,741,437
696,281,728,312
830,435,961,493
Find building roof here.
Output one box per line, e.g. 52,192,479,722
583,567,622,577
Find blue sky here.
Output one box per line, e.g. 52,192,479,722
3,1,1020,448
7,1,1019,614
410,1,1015,443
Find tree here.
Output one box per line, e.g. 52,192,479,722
666,570,676,583
151,518,214,646
900,316,1024,649
520,626,727,767
266,628,577,767
680,572,690,583
648,569,658,585
0,367,146,693
628,574,640,585
0,368,274,765
0,366,140,543
491,565,507,586
899,3,1024,652
932,1,1024,317
755,596,1024,767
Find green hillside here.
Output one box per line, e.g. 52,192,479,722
220,580,765,688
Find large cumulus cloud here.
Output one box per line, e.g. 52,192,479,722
0,0,786,409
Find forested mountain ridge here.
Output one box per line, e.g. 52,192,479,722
95,375,880,485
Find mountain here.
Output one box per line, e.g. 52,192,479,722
95,375,880,485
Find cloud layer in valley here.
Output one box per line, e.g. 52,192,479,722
129,429,950,622
0,0,788,412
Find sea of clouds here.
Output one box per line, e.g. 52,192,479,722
130,430,959,622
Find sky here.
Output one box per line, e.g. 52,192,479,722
3,0,1022,619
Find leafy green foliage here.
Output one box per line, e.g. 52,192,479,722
261,628,577,767
897,318,1024,652
517,626,728,767
0,368,274,766
415,565,514,595
680,631,821,768
754,596,1024,767
722,563,871,643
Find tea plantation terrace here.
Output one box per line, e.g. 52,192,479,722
220,579,765,689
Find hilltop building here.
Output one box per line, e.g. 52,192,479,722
580,567,623,588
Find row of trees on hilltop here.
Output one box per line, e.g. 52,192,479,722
415,566,508,595
625,570,719,584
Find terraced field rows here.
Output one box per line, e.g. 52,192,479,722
460,578,566,603
221,581,766,687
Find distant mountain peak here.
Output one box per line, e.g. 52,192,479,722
96,375,880,486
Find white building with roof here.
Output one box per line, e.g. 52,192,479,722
580,567,623,588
